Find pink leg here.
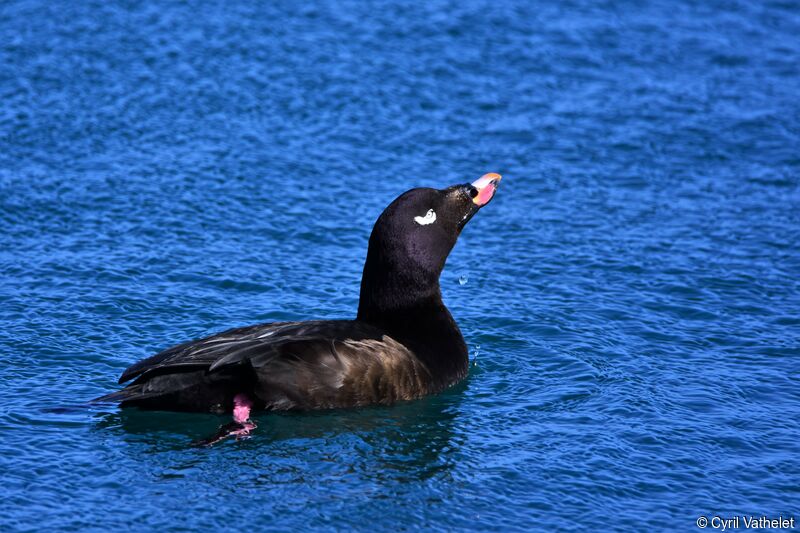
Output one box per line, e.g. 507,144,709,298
192,393,257,447
233,393,253,423
230,393,256,439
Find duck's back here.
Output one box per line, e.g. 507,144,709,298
97,320,435,413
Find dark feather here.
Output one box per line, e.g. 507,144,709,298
98,320,436,412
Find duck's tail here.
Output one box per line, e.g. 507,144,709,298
91,384,157,404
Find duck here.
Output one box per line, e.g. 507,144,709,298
94,173,502,444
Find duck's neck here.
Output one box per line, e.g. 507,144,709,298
357,273,469,385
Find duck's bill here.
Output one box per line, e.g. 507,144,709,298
471,173,502,207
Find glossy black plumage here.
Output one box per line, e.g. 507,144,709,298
95,175,500,414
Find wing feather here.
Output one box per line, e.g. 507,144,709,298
119,321,383,383
112,320,434,411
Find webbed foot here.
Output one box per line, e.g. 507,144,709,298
192,393,256,447
192,420,257,447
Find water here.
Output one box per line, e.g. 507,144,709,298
1,1,799,530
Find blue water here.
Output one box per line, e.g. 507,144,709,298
2,0,799,530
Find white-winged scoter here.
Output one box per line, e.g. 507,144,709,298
94,173,501,444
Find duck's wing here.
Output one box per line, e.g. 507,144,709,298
117,321,301,384
99,320,432,411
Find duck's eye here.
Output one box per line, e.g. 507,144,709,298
414,209,437,226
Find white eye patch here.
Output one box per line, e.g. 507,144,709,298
414,209,437,226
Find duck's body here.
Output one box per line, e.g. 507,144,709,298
95,173,501,443
100,314,466,413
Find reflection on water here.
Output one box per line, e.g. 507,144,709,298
94,384,467,483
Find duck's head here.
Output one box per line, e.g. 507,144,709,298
358,173,502,318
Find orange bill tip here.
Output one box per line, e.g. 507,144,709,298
471,172,502,206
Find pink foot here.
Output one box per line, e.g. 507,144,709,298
229,421,257,439
192,393,257,447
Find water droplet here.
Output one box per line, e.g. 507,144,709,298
471,344,481,366
458,275,468,285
